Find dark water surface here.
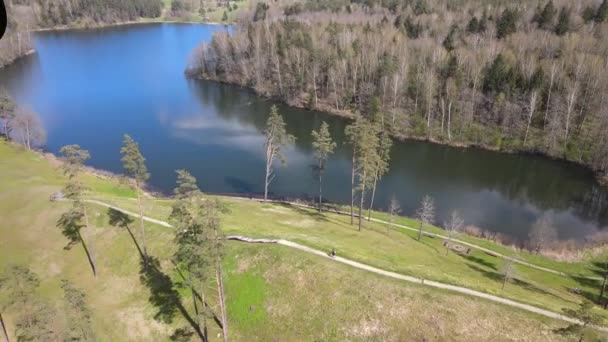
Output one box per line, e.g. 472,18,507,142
1,23,607,241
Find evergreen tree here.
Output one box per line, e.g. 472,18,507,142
442,25,457,51
352,118,380,231
222,10,228,22
58,145,97,277
554,7,570,36
483,54,515,94
367,130,392,221
263,105,295,201
467,16,479,33
558,300,603,341
596,0,608,23
120,134,150,258
61,280,94,341
311,121,336,212
582,6,596,23
534,1,556,29
169,170,210,340
496,8,518,39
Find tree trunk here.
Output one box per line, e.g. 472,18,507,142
318,164,323,212
417,220,423,241
83,206,96,277
0,312,9,342
189,275,199,325
447,101,452,141
367,171,378,222
200,283,208,342
446,234,451,255
502,276,507,290
524,91,537,146
543,62,556,130
350,152,355,225
440,97,445,136
136,182,147,259
600,265,608,308
264,142,273,202
25,120,30,150
358,180,366,232
216,265,228,342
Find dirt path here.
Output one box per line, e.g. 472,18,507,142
274,200,600,280
83,198,606,331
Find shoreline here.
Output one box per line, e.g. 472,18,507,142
192,75,608,187
0,49,36,69
3,140,603,253
31,19,227,33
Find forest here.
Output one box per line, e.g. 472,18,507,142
0,0,163,67
188,0,608,181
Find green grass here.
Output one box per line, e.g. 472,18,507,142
1,141,607,340
92,193,608,318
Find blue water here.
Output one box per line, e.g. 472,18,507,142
1,23,607,241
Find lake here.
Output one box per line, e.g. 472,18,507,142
1,23,607,242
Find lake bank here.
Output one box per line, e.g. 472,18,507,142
2,23,606,242
191,72,608,188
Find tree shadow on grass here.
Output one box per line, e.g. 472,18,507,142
466,264,570,302
170,259,223,329
458,254,498,270
139,256,205,340
107,208,206,340
570,275,603,304
56,209,96,276
107,208,144,259
277,202,329,223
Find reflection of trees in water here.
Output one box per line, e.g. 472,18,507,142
186,79,608,237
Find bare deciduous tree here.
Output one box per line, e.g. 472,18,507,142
444,210,464,255
11,107,45,150
528,215,558,254
500,258,516,290
416,195,435,241
387,194,401,234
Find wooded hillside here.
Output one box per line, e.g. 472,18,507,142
0,0,163,67
189,0,608,179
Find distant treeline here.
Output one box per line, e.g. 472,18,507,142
0,0,163,67
188,0,608,180
19,0,163,26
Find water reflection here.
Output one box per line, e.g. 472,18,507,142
0,23,605,241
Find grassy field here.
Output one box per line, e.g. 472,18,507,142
0,141,607,340
92,191,608,319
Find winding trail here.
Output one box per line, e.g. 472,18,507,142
82,198,607,331
272,200,599,280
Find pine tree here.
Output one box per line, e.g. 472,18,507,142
263,105,295,201
58,145,97,277
120,135,150,258
467,16,479,33
311,121,336,212
353,118,380,231
222,11,228,22
535,1,556,29
442,25,457,51
496,8,518,39
554,7,570,36
170,170,209,340
596,0,608,23
367,130,392,221
61,280,94,341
